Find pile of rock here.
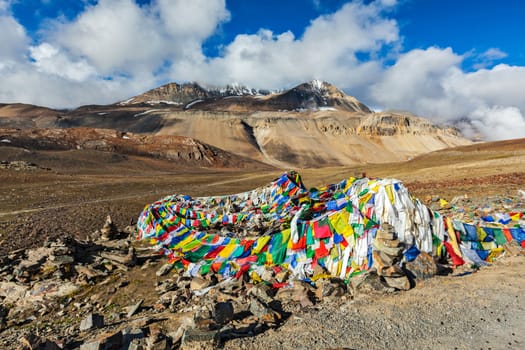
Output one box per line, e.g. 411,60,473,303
372,223,411,291
0,160,43,171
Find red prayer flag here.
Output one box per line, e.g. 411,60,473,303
313,217,332,239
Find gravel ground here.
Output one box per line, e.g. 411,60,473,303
227,256,525,350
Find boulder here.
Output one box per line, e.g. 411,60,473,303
404,252,438,279
80,313,104,331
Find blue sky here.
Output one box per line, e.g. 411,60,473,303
9,0,525,68
1,0,525,139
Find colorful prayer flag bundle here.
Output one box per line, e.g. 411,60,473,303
137,172,525,282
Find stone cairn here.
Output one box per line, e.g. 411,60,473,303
100,215,118,241
372,223,410,290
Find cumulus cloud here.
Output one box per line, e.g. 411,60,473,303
156,0,230,41
469,106,525,141
49,0,168,74
0,0,230,107
370,47,464,119
173,0,399,94
0,14,29,61
29,43,97,81
369,47,525,139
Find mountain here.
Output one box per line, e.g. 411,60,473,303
119,82,272,106
119,80,370,113
0,80,472,168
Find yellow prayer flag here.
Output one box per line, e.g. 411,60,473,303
252,236,271,254
218,243,237,258
446,217,462,257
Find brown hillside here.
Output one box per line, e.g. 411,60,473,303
0,127,272,170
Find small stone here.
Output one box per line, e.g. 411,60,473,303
156,263,173,277
124,247,137,267
249,298,270,318
100,215,118,240
180,328,219,350
373,249,398,267
127,299,144,318
248,298,281,323
79,341,101,350
350,272,394,294
247,283,273,304
381,265,405,277
383,276,411,291
275,281,314,305
379,238,401,248
315,278,346,300
376,223,396,240
404,252,438,279
168,327,185,346
274,270,289,283
48,254,75,265
80,313,104,331
80,330,122,350
122,328,145,348
190,277,210,291
372,239,404,256
19,334,61,350
213,302,234,325
148,338,169,350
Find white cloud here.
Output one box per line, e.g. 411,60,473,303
0,0,231,107
469,106,525,141
0,15,29,61
0,61,156,107
448,64,525,110
156,0,230,41
171,0,399,93
369,47,525,139
29,43,97,81
48,0,166,74
0,0,12,12
480,48,507,61
370,47,464,119
43,0,231,76
472,47,508,69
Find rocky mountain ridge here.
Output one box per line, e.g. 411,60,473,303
120,80,371,113
0,80,472,168
119,82,274,106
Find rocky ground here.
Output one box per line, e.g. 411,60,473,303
0,216,523,350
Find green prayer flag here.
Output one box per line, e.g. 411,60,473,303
493,228,507,246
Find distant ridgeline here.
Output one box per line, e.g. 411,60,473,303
137,172,525,283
